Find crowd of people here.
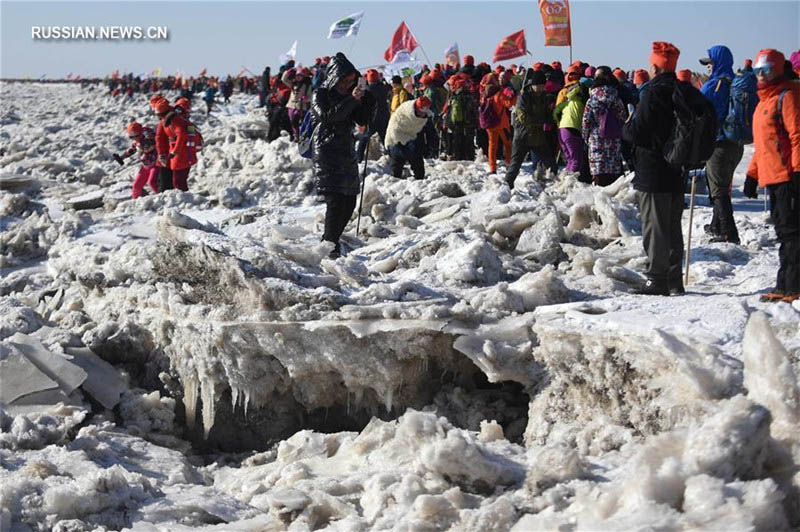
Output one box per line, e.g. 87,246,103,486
107,43,800,303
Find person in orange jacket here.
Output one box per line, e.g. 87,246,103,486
480,73,517,174
150,96,174,192
163,108,200,191
743,49,800,303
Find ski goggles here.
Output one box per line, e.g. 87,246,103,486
753,65,773,76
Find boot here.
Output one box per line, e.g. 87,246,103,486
782,293,800,304
709,233,741,244
633,278,669,296
711,195,740,244
668,278,685,296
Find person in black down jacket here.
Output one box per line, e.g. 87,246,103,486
357,69,391,163
623,41,686,296
311,52,375,258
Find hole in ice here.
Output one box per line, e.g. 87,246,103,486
575,306,607,315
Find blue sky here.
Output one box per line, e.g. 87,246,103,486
1,1,798,78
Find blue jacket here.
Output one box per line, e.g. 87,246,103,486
700,45,735,139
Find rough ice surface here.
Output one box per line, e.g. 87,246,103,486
1,83,799,530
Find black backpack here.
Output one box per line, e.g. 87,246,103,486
663,83,717,168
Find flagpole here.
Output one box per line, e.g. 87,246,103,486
407,27,433,67
417,43,433,67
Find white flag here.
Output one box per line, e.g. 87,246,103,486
279,40,297,65
444,43,460,66
327,11,364,39
381,51,422,78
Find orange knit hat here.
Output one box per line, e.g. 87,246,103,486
650,41,680,72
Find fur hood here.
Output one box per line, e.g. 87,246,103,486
384,100,428,148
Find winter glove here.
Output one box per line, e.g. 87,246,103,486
112,153,124,166
743,175,759,199
158,155,168,167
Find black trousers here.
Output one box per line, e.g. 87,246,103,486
638,191,684,283
449,125,475,161
390,149,425,180
505,137,555,188
323,193,357,246
158,166,173,193
706,140,744,238
769,181,800,293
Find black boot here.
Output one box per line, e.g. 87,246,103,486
710,195,740,244
668,277,685,296
633,278,669,296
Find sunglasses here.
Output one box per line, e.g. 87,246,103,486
753,66,772,76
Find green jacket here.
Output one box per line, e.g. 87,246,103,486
513,89,549,147
553,83,586,130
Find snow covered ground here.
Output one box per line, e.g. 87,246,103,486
1,82,798,531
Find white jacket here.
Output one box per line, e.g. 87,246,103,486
384,100,428,148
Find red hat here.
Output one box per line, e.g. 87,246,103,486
495,65,505,73
414,96,431,112
754,49,785,75
650,41,680,72
366,69,380,83
676,69,692,83
551,61,562,70
154,99,171,114
464,54,475,66
633,69,650,85
175,97,191,111
149,95,165,107
533,62,545,71
429,68,443,82
612,68,627,81
481,72,498,86
449,73,469,91
584,66,596,77
315,57,321,64
567,64,582,76
744,59,753,68
322,56,330,64
420,74,431,86
127,122,142,136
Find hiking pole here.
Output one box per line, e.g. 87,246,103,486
684,170,697,287
763,187,767,212
356,134,370,236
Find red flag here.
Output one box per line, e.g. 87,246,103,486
384,22,419,63
539,0,572,46
492,30,527,63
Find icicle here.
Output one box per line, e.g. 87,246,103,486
200,377,217,439
384,387,394,414
231,386,240,414
243,388,251,418
183,375,199,430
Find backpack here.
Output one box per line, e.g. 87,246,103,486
297,110,315,159
663,83,717,168
450,94,465,124
722,71,758,144
598,105,623,139
479,97,500,129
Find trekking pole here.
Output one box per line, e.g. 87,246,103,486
763,187,767,212
684,170,697,287
356,135,370,236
